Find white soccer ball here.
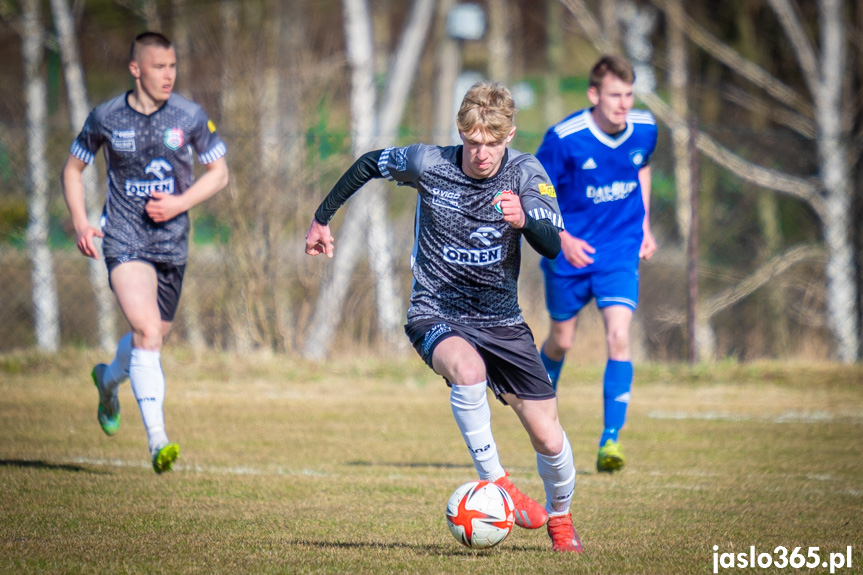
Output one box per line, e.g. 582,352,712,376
445,480,515,549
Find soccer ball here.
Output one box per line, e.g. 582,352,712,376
445,480,515,549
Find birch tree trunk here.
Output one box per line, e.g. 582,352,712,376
23,0,59,352
51,0,117,352
303,0,435,359
766,0,857,362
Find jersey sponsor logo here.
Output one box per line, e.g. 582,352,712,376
468,226,502,247
586,181,638,204
630,149,645,167
125,179,175,197
442,245,502,266
125,159,175,197
430,187,461,210
111,129,136,152
582,158,597,169
164,128,185,150
538,183,556,198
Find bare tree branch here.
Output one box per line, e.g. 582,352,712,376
637,91,823,214
558,0,615,54
650,0,812,116
764,0,821,98
655,243,827,326
722,85,816,138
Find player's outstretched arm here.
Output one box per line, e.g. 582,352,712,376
146,157,229,223
61,154,104,259
306,149,385,259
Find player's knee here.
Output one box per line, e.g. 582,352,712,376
449,362,487,387
547,333,573,355
606,327,630,357
533,429,565,457
133,325,163,351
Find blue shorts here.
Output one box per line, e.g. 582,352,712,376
542,267,639,322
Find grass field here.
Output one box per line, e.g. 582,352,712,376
1,349,862,574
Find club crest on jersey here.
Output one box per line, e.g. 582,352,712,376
493,190,514,213
164,128,185,150
630,149,646,167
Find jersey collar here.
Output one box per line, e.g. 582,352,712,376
584,108,633,149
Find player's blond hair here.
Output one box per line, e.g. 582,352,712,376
589,55,635,89
456,81,516,141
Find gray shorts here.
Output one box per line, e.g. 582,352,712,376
404,318,555,404
106,257,186,322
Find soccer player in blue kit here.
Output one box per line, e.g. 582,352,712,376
536,55,657,473
306,82,584,552
61,32,229,473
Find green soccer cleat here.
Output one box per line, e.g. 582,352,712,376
92,364,120,436
152,443,180,474
596,439,625,473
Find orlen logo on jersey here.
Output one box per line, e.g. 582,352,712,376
442,245,502,266
125,159,175,197
586,181,638,204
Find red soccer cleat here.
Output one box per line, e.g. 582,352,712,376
546,513,584,552
494,472,548,529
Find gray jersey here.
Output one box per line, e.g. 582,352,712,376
71,92,227,264
379,144,563,327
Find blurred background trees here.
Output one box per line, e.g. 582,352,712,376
0,0,860,363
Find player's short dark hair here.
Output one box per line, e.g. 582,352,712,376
589,55,635,89
130,32,172,62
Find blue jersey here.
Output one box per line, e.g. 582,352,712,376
536,107,656,276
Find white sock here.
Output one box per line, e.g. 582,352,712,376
536,431,576,516
104,332,132,389
450,382,505,482
129,348,169,456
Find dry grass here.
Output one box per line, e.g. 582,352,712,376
1,349,862,574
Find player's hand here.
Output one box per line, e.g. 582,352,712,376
305,219,334,258
75,224,104,259
560,231,595,268
491,190,525,228
146,191,186,223
640,226,657,260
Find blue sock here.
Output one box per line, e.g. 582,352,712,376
540,347,565,391
600,360,633,446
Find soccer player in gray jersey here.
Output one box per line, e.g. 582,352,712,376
305,82,583,552
61,32,229,474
